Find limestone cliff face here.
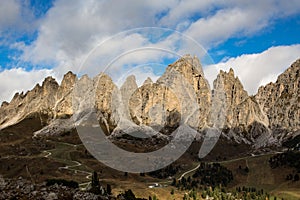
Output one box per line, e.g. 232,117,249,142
0,72,77,129
255,59,300,131
212,69,268,129
95,73,118,134
32,72,118,136
129,82,181,130
0,55,299,147
94,73,117,115
157,54,211,129
120,75,138,120
0,77,60,128
55,71,77,118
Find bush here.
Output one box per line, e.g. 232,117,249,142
118,189,148,200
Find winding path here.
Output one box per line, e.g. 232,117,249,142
42,142,92,190
43,150,52,158
178,164,200,181
177,151,283,182
41,140,284,190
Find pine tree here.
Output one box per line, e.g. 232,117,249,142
171,178,176,186
90,171,101,194
123,189,136,199
294,174,299,181
171,188,175,195
107,184,112,195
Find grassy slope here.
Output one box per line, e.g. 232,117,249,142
221,154,300,200
1,116,299,199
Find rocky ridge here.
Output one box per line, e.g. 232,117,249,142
255,59,300,131
0,55,299,148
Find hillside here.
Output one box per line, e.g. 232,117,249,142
0,55,299,199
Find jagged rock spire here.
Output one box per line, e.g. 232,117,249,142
0,56,299,147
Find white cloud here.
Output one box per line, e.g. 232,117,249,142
2,44,298,103
17,0,300,73
0,68,56,102
0,0,38,39
20,0,176,74
0,0,20,30
73,27,213,84
159,0,219,27
2,0,300,104
204,45,300,95
184,0,300,48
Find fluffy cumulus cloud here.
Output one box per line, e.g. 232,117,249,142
20,0,176,72
20,0,300,72
0,1,20,30
204,45,300,94
0,0,39,40
0,0,300,102
184,0,300,47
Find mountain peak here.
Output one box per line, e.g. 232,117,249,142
0,56,299,148
125,74,136,84
159,54,206,90
143,77,153,85
62,71,76,81
80,74,91,82
219,68,235,78
60,71,77,86
43,76,57,84
41,76,59,92
255,58,300,131
121,74,137,91
229,68,234,76
1,101,8,108
166,54,203,76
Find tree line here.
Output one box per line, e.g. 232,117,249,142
172,162,233,190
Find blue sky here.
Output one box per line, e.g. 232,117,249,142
0,0,300,102
210,15,300,62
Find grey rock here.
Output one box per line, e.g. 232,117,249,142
0,55,299,148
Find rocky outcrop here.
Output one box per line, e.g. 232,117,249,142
0,55,299,148
55,71,77,118
0,177,116,200
211,68,271,146
120,75,138,120
0,77,60,129
94,73,118,134
129,82,181,130
143,77,153,85
212,69,268,129
0,71,78,130
157,55,211,129
256,59,300,131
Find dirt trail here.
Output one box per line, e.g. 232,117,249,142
178,164,200,181
42,142,92,190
